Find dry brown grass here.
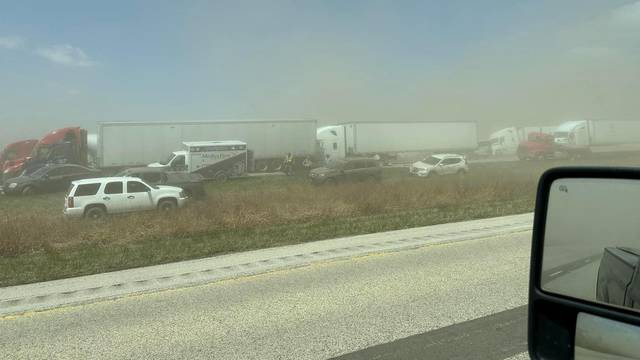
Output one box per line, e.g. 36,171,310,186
0,173,536,257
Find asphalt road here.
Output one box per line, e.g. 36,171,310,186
0,231,532,360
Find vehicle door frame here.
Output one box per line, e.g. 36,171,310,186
102,181,129,214
125,180,155,212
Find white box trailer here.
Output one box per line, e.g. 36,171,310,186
317,121,478,162
554,120,640,156
489,126,556,156
97,120,318,170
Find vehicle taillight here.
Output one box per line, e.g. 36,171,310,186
67,196,74,208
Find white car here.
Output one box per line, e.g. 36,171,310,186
409,154,468,177
63,177,189,219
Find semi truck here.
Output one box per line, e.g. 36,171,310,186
317,121,478,162
517,119,640,160
2,128,88,179
0,139,38,180
489,126,556,156
553,120,640,157
97,120,317,171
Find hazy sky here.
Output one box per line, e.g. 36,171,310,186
1,0,639,146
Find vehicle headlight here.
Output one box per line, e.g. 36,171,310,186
8,183,18,189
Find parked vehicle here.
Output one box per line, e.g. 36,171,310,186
516,132,556,160
553,119,640,158
317,121,477,163
488,126,555,156
97,120,317,171
64,177,188,219
116,167,206,198
2,164,101,196
409,153,468,177
0,139,38,181
148,141,247,181
309,158,381,185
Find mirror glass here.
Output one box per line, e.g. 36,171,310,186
542,178,640,311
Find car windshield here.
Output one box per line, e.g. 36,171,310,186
159,154,175,166
3,2,640,358
422,156,441,165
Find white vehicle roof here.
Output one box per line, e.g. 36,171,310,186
71,177,144,185
183,140,247,147
555,120,587,133
431,153,464,159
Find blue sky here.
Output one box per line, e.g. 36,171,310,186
0,0,638,145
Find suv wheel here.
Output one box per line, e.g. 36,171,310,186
158,199,177,212
22,186,36,195
85,206,106,220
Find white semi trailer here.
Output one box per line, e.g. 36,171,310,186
317,121,478,162
96,120,318,171
553,119,640,157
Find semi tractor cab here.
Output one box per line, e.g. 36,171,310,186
148,141,248,181
516,132,556,160
0,139,38,180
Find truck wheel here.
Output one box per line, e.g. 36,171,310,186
21,186,36,196
214,171,228,183
85,206,106,220
158,199,177,212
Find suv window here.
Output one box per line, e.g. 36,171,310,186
73,183,101,197
104,182,124,194
127,181,150,193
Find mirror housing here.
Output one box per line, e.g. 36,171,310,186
529,167,640,359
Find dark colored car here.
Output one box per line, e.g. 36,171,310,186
116,167,207,198
2,164,101,196
596,247,640,309
309,158,382,185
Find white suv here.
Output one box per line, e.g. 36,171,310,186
64,177,189,219
409,154,468,177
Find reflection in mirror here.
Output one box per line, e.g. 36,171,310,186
575,312,640,360
542,178,640,311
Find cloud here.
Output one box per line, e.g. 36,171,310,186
0,36,24,49
611,1,640,26
35,44,95,67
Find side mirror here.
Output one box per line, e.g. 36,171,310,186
529,167,640,359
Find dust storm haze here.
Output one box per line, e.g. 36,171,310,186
1,0,640,146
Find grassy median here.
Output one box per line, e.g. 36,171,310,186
0,153,638,287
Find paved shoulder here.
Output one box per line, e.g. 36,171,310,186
0,213,532,316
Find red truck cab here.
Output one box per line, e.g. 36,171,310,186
5,127,88,179
31,127,88,165
516,132,555,160
0,139,39,179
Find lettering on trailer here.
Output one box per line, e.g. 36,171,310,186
193,151,247,177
